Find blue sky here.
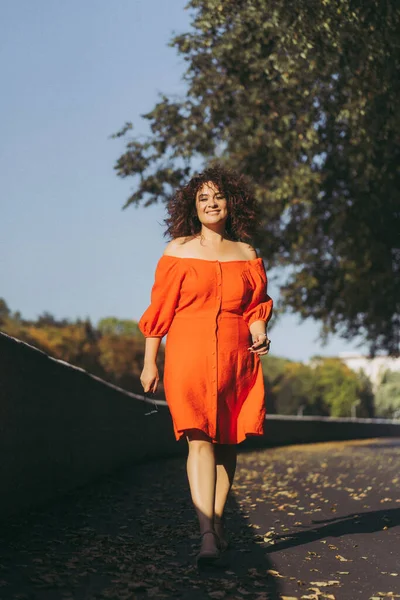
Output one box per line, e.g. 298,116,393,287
1,0,367,361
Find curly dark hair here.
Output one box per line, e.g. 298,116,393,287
163,164,262,242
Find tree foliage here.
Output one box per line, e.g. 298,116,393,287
272,361,328,416
270,356,374,416
0,300,162,396
311,357,374,417
97,317,141,337
114,0,400,354
374,370,400,418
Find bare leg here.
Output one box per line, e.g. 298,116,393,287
214,444,237,547
186,429,219,554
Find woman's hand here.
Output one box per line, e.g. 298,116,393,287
248,333,271,356
140,363,159,393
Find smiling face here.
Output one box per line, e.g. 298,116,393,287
195,181,228,228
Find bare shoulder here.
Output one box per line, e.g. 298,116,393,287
237,241,259,260
162,237,192,257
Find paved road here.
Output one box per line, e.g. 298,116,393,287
0,438,399,600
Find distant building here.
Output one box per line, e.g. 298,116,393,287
338,352,400,391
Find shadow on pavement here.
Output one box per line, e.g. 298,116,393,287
0,453,282,600
267,507,400,554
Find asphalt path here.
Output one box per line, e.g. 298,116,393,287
0,438,399,600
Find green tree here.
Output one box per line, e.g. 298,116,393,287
114,0,400,355
271,356,374,416
375,370,400,419
312,357,368,417
35,311,71,328
273,361,327,416
261,354,293,413
0,298,11,324
97,317,141,337
356,370,375,418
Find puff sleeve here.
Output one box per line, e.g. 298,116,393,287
138,256,185,338
242,259,273,327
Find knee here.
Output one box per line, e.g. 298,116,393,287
186,429,214,455
188,440,214,459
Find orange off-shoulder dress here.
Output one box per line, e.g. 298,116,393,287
138,255,273,444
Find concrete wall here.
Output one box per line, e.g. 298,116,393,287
0,332,182,519
1,331,399,519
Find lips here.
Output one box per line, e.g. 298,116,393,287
207,211,220,214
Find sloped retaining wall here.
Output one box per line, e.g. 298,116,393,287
1,331,399,519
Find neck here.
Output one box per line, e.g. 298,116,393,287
198,225,228,244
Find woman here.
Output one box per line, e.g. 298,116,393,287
138,165,273,566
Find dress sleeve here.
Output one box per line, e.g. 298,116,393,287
242,259,273,327
138,256,185,338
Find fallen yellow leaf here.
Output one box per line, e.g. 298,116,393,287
267,569,285,578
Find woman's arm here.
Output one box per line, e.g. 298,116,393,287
143,336,163,365
249,320,267,339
